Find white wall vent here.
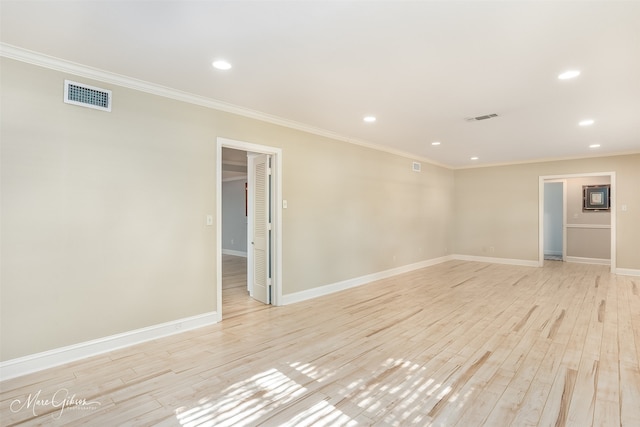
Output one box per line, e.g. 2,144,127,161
412,162,421,172
64,80,112,112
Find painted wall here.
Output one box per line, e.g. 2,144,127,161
543,182,563,256
453,154,640,268
222,179,248,255
0,58,454,361
2,56,638,363
565,176,611,260
1,59,218,360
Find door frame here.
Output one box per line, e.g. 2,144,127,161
216,137,283,320
543,179,567,262
538,172,616,273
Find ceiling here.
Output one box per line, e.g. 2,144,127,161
1,1,639,168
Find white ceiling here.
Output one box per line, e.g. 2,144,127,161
2,1,639,167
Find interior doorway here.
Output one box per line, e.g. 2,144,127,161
216,137,283,321
221,253,270,318
539,172,616,273
220,147,269,317
543,181,565,262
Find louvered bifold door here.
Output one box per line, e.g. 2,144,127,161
251,154,271,304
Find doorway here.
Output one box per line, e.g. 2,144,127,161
539,172,616,273
543,181,565,261
216,137,283,321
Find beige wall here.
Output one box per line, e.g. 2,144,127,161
2,57,638,363
565,176,611,260
283,138,454,293
453,155,640,268
1,59,219,360
566,176,610,226
0,58,454,361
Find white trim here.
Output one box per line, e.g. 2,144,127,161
216,137,283,314
616,268,640,277
282,256,454,305
566,223,611,229
452,254,539,267
455,151,640,170
539,172,616,273
0,43,447,169
566,256,611,266
4,43,638,171
222,249,247,258
282,254,543,305
3,44,638,171
0,311,218,381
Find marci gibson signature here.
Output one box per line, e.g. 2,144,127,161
10,388,101,419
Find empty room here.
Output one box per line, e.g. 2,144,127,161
1,1,639,426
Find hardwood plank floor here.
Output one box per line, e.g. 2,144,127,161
1,260,639,426
221,254,271,319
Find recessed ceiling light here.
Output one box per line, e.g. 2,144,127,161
431,141,441,146
212,60,232,70
470,156,479,160
579,119,595,126
558,70,581,80
589,144,601,149
363,116,376,123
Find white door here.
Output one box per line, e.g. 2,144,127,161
250,154,271,304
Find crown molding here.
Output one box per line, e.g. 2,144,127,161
0,43,450,170
453,150,640,170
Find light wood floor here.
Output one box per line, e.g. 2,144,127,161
221,255,271,319
1,259,639,426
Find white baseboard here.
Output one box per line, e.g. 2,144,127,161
282,255,454,305
616,268,640,276
222,249,247,257
565,256,611,266
452,254,539,267
0,311,218,381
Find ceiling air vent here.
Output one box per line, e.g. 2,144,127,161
64,80,112,112
466,113,498,122
412,162,421,172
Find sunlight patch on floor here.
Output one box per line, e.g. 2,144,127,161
175,368,307,426
281,399,359,427
175,357,469,426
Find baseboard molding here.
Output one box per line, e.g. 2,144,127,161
0,311,218,381
615,268,640,276
452,254,539,267
222,249,247,257
544,251,563,256
282,256,454,305
565,256,611,266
